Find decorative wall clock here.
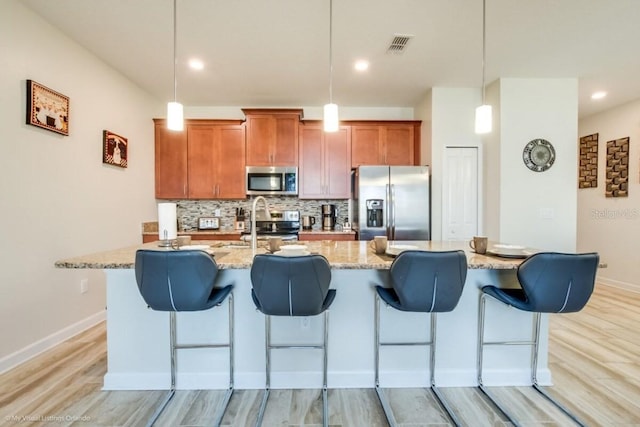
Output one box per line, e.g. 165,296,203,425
523,138,555,172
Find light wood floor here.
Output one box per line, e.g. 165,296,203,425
1,284,639,426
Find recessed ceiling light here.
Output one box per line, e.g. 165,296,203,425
591,91,607,100
354,60,369,72
188,58,205,70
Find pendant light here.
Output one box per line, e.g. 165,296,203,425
323,0,339,132
475,0,492,134
167,0,184,131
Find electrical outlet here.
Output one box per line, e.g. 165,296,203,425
80,279,88,294
214,208,221,217
301,317,310,329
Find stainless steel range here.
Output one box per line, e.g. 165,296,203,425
242,210,300,241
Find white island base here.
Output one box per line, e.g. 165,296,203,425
103,267,550,391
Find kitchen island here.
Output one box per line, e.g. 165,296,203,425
56,241,549,390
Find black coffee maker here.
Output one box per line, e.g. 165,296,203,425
321,204,337,230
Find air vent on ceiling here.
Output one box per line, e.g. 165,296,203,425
387,34,414,54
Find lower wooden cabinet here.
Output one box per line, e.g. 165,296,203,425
298,233,356,241
142,233,241,243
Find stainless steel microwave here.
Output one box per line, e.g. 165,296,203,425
246,166,298,196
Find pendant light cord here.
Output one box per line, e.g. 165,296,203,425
173,0,178,103
481,0,486,104
328,0,333,104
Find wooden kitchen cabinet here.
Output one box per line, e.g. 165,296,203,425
298,124,351,199
154,119,188,199
243,108,302,166
187,123,245,199
350,122,419,167
142,233,240,243
154,119,245,200
298,232,356,241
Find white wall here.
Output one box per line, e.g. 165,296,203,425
578,100,640,290
490,79,578,252
0,0,160,370
429,88,483,240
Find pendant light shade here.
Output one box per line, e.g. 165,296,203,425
167,0,184,131
475,0,492,134
323,103,339,132
167,102,184,131
475,104,492,134
323,0,339,132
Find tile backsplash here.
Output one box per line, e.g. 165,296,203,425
165,198,350,231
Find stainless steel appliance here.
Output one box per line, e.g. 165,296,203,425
246,166,298,196
197,217,220,230
302,215,316,230
321,204,337,230
351,166,430,241
241,210,300,241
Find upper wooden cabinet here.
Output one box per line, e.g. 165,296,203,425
154,119,245,200
187,123,246,199
299,124,351,199
243,108,302,166
351,122,420,167
154,119,188,199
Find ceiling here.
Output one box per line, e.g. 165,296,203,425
21,0,640,118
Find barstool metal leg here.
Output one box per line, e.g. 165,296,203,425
145,312,178,427
429,312,462,427
529,312,587,427
322,310,329,427
478,293,587,427
476,293,520,427
374,294,398,427
255,314,271,427
213,293,235,427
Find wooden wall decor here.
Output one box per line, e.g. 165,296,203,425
605,136,629,197
578,133,598,188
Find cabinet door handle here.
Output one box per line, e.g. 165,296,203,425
183,184,187,196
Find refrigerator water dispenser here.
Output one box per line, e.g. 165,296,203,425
366,199,384,227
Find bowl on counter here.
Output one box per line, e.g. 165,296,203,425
276,244,309,256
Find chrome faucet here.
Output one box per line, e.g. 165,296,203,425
251,196,271,251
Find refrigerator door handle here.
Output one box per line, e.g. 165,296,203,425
386,183,391,238
390,184,396,240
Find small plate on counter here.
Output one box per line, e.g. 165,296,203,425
486,244,530,259
178,244,211,251
273,250,311,257
385,244,419,257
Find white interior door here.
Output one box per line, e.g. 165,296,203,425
442,146,479,241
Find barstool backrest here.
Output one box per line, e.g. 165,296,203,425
135,249,219,311
251,254,332,316
390,250,467,312
517,252,599,313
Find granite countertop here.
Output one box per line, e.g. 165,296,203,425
141,229,356,236
55,240,527,270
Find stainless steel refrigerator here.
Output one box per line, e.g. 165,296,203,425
351,166,430,241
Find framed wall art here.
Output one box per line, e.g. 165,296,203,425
102,130,128,168
605,136,629,197
578,133,598,188
26,80,69,135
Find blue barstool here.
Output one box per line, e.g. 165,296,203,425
477,252,599,426
374,250,468,427
250,254,335,427
135,249,234,427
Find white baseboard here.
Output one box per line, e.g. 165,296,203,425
0,310,106,374
597,277,640,293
